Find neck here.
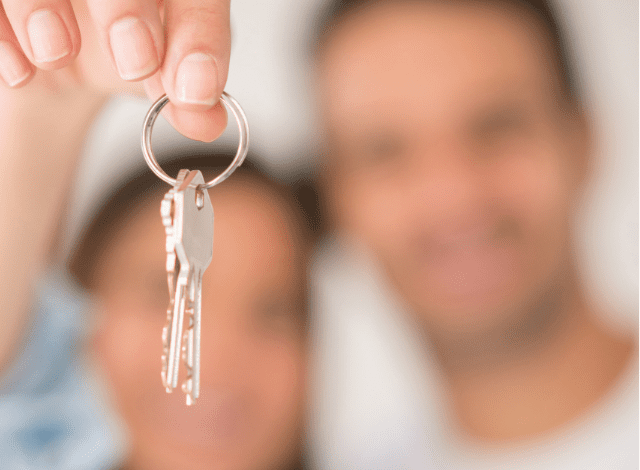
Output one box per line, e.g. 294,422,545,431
122,437,301,470
436,283,634,442
122,439,203,470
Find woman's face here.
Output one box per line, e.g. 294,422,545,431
92,179,307,470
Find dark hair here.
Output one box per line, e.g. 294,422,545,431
311,0,578,102
68,149,323,291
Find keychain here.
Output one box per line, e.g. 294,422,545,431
141,92,249,405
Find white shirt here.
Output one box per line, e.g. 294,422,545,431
309,236,638,470
435,354,638,470
308,236,441,469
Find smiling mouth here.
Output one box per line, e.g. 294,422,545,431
410,218,521,301
415,215,521,257
155,388,252,448
198,390,251,441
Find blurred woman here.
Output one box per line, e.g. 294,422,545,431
69,152,320,470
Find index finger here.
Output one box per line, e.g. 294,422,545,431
84,0,165,81
1,0,81,70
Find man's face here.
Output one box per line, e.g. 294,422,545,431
317,1,588,345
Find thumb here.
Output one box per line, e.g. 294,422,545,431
144,0,230,142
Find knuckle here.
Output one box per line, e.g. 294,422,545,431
176,5,228,28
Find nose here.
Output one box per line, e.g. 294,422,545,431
199,310,247,386
407,138,485,230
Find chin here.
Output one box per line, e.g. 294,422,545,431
395,269,527,334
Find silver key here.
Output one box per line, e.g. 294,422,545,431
160,190,177,394
160,169,214,405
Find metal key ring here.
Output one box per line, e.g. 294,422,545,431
142,91,249,189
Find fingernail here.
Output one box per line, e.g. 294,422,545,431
175,52,218,106
27,10,72,63
109,17,159,80
0,41,31,87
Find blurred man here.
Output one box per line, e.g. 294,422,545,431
312,0,637,468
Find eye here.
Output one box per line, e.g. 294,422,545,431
472,106,530,144
252,297,303,336
345,132,407,170
364,134,406,163
142,269,169,311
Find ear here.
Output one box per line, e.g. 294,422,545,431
318,143,345,233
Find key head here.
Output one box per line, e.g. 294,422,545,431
173,170,214,272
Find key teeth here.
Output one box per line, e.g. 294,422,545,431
166,238,176,255
162,295,174,391
161,370,168,389
160,193,175,228
162,182,180,395
183,379,195,405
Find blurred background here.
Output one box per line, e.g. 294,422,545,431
61,0,637,467
67,0,637,324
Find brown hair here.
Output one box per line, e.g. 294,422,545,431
68,150,322,292
311,0,579,102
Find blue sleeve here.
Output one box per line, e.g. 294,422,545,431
0,270,125,470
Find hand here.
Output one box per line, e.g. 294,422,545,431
0,0,230,142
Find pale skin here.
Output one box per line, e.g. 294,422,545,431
0,0,230,372
317,1,634,443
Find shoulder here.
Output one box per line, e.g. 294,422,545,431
0,269,124,469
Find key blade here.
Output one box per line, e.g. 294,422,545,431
167,283,187,390
191,270,203,402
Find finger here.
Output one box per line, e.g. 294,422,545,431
161,0,230,111
144,77,228,143
84,0,164,81
2,0,80,70
0,4,34,87
143,0,231,141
